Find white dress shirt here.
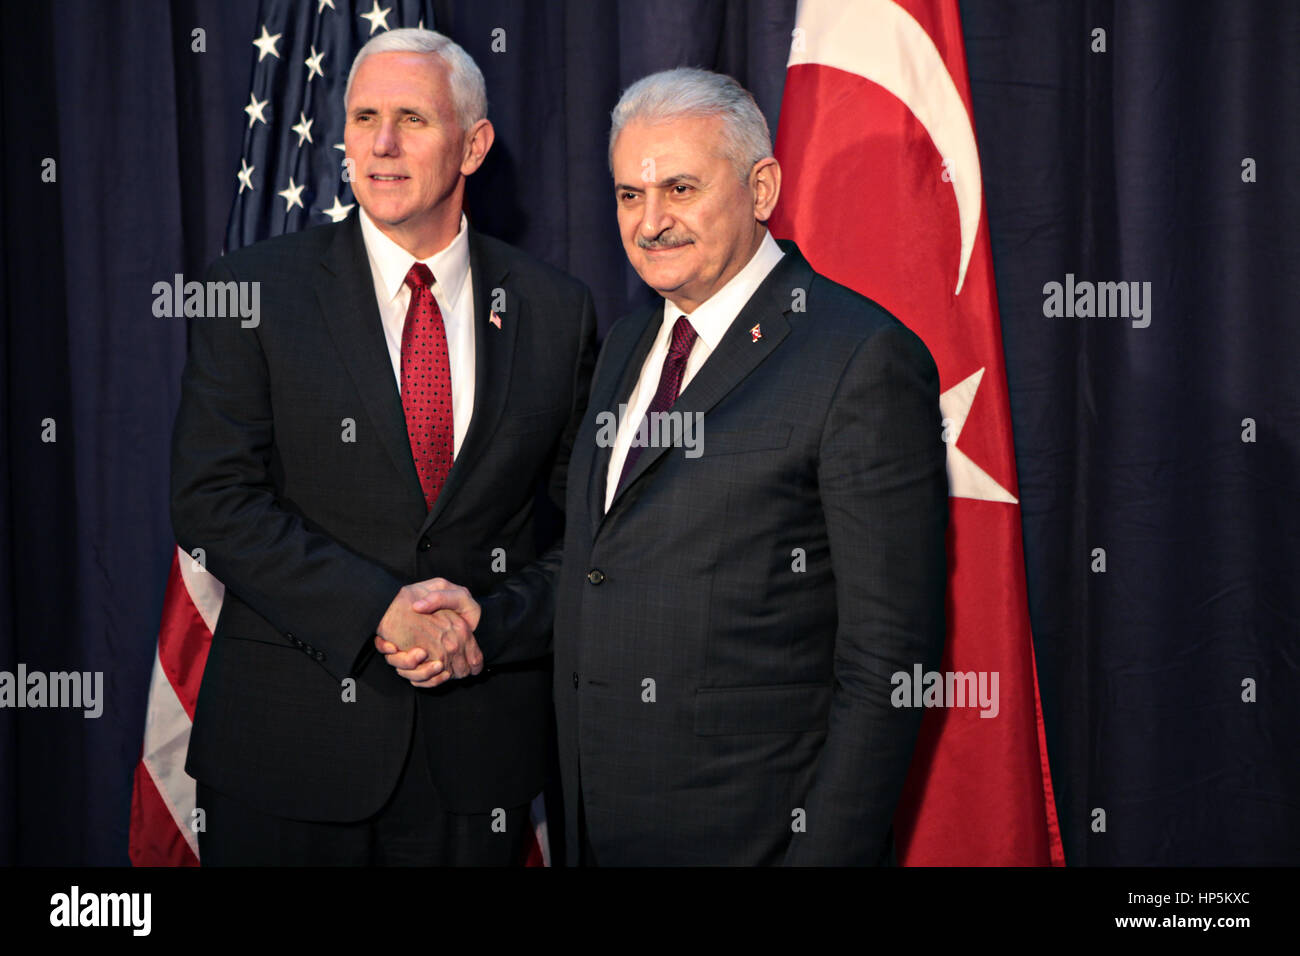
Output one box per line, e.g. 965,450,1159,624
604,230,785,512
357,207,476,457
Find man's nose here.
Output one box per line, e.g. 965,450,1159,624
639,191,671,238
372,118,399,155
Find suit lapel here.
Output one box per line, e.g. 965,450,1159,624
419,228,519,534
601,242,813,520
316,216,424,510
586,304,664,532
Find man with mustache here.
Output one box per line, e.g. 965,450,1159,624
172,28,595,865
393,67,948,865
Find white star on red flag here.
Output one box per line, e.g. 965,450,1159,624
940,367,1017,503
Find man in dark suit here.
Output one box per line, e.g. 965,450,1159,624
171,29,595,865
568,66,948,865
402,67,948,865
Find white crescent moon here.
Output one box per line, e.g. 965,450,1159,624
789,0,982,295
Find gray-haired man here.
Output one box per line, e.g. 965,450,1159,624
560,66,947,865
172,29,596,865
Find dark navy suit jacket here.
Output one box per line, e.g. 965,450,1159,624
172,213,595,820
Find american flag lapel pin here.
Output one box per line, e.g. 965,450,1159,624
489,311,502,329
750,323,762,342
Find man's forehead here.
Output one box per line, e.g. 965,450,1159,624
349,52,447,102
612,116,728,171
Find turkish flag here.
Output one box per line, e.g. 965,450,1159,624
770,0,1065,865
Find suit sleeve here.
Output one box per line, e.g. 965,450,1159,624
170,258,406,683
783,322,948,865
472,286,598,666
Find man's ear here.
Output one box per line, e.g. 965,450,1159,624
461,119,495,176
751,157,781,222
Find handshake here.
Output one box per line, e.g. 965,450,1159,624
373,578,483,689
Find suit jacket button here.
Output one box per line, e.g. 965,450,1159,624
418,536,432,552
572,672,579,688
314,650,325,662
586,569,605,585
286,633,300,646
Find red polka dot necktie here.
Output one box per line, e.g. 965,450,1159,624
401,262,454,510
616,315,698,494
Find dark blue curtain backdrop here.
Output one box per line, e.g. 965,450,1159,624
1,0,1295,865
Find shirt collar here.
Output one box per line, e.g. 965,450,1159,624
662,230,785,349
357,206,472,306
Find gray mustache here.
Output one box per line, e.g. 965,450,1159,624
636,235,692,250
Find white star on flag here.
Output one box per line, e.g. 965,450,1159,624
236,158,255,193
277,177,305,212
318,0,336,12
243,92,269,129
361,1,391,35
940,367,1017,503
291,112,314,147
322,196,355,222
252,25,281,62
305,45,326,82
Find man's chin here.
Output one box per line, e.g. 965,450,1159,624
635,264,691,298
357,201,412,228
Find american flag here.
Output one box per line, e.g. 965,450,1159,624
130,0,550,867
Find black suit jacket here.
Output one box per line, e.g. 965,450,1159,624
540,240,947,865
171,214,595,821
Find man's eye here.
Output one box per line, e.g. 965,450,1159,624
619,192,639,202
672,184,691,194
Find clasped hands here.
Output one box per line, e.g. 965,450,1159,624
374,578,483,689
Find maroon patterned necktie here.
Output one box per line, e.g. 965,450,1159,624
401,262,454,510
616,315,698,493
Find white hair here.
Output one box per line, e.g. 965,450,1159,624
609,67,773,180
344,27,487,130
